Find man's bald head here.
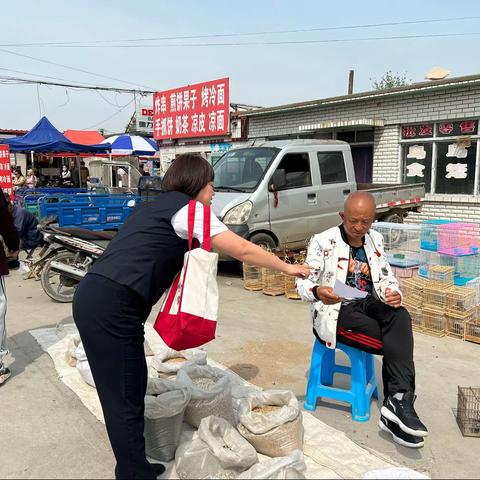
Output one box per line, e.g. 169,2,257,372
340,191,376,245
343,191,376,216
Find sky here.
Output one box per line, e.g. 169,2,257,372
1,0,479,134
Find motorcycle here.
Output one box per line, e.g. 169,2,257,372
26,219,115,302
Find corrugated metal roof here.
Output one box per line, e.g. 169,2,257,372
0,129,28,135
240,73,480,117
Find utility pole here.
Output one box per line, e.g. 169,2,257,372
348,70,354,95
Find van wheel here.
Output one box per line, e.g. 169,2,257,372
379,213,404,245
382,213,403,224
249,233,276,251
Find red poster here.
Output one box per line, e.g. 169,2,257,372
0,145,13,200
153,77,230,140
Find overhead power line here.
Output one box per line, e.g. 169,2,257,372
0,75,154,94
0,47,156,90
8,31,476,48
1,16,479,47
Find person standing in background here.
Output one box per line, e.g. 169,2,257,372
12,168,26,191
25,169,37,189
0,186,20,385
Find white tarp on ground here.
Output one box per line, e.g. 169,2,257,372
30,323,414,479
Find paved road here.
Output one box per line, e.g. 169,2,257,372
1,266,479,478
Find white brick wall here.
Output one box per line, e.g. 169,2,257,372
406,195,480,224
373,126,400,183
248,85,480,138
246,82,480,223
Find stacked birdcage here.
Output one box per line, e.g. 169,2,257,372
428,265,455,287
283,251,305,300
420,219,453,252
421,284,451,336
419,221,480,286
445,287,477,339
371,222,421,273
401,276,429,331
437,222,480,257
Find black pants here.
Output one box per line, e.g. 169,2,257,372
334,296,415,398
73,273,154,480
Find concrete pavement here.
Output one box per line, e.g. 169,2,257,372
1,265,479,479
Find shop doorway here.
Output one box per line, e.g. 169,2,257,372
351,146,373,183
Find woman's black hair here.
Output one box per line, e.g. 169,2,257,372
161,153,214,198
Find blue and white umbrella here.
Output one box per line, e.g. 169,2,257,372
101,134,158,156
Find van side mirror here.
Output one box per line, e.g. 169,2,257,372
269,169,286,191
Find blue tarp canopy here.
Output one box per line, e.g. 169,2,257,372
0,117,111,153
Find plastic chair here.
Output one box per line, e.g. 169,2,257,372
304,339,378,422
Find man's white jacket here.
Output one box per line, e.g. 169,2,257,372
296,225,402,349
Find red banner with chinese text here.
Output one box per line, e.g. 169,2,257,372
0,145,13,200
153,77,229,140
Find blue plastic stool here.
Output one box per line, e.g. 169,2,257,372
304,339,378,422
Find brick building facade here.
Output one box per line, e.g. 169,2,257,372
241,74,480,223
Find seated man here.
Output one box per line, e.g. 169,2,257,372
297,191,427,449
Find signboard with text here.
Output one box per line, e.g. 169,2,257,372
153,77,230,140
0,145,13,199
136,106,154,134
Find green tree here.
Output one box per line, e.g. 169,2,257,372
371,71,411,90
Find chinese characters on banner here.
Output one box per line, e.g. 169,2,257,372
402,120,478,139
437,119,477,136
401,124,433,139
0,145,13,199
153,77,230,140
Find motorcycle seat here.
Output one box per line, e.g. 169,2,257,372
54,227,117,241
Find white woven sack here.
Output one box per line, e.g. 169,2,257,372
175,416,258,479
150,347,207,378
238,450,307,479
144,380,191,462
238,390,300,434
176,364,235,428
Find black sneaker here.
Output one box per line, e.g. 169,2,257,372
150,462,166,478
379,415,424,449
381,392,428,437
0,367,11,385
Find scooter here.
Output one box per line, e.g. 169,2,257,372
27,219,115,302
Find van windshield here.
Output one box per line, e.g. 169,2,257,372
214,147,279,192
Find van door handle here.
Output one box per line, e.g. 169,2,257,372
307,193,316,199
343,189,351,195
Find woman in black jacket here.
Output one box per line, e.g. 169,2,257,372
73,154,311,480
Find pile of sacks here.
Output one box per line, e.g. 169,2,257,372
149,348,307,479
65,341,308,478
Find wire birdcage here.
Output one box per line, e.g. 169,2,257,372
447,287,478,313
428,265,455,286
422,306,446,336
456,387,480,437
420,219,453,251
464,319,480,345
262,252,285,296
445,309,474,339
401,276,428,305
423,285,450,309
371,222,421,268
243,263,263,291
404,302,424,331
466,277,480,304
284,252,305,300
438,222,480,256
